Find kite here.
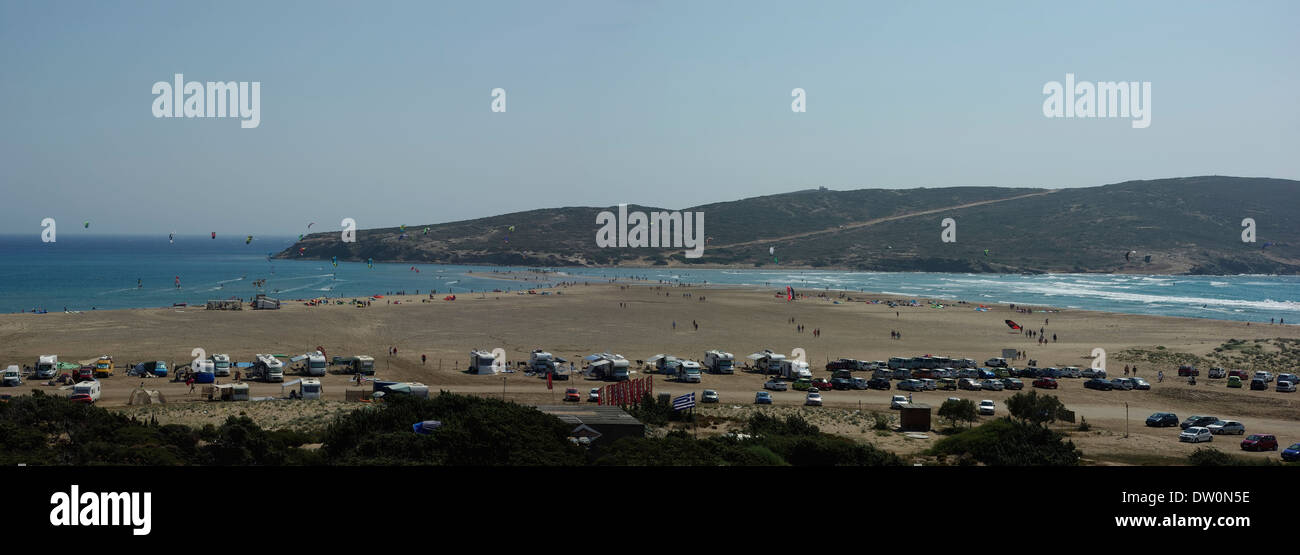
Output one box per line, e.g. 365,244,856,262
367,257,374,269
409,266,420,273
298,247,305,255
331,256,338,267
83,221,90,229
307,222,315,229
983,249,990,257
245,235,253,245
1005,320,1022,330
786,286,795,301
400,224,406,232
211,232,216,239
423,227,429,236
299,234,305,241
1125,250,1136,262
169,232,175,244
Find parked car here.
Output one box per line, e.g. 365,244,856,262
1145,412,1179,427
1081,367,1107,379
938,378,957,390
1001,378,1024,390
755,391,773,405
792,378,813,391
1020,367,1041,378
980,379,1004,391
1059,366,1082,378
1177,365,1199,377
1110,378,1135,391
1277,373,1300,385
1206,420,1245,435
564,388,580,402
1277,381,1296,393
1228,369,1249,380
1131,377,1151,390
984,358,1008,368
764,379,789,391
1227,376,1243,388
867,377,891,390
920,378,937,391
1281,443,1300,462
978,399,996,415
1032,377,1058,389
1250,379,1268,391
804,391,823,406
1084,378,1114,391
958,377,982,391
1208,367,1226,379
701,389,719,403
831,377,853,391
588,388,601,402
890,395,909,409
1241,434,1278,452
1179,427,1213,443
851,377,870,390
897,379,925,392
1254,371,1274,383
1181,415,1219,430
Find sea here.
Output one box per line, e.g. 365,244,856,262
1,235,1297,323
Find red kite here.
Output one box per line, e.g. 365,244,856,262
1005,320,1022,330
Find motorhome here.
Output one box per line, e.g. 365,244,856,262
254,354,285,382
306,353,327,377
469,350,499,374
587,353,631,381
779,359,813,380
747,350,787,374
704,350,735,374
283,378,323,400
211,354,232,376
35,355,57,379
2,365,21,387
647,354,681,375
529,350,556,372
341,356,375,375
678,360,703,383
71,380,101,403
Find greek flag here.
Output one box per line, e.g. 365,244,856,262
672,392,695,411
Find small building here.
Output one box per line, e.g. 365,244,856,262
899,403,932,432
537,405,645,449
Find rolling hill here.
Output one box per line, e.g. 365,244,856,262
277,176,1300,275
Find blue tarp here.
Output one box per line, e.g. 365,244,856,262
412,420,443,434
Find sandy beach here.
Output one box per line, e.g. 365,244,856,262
3,279,1298,464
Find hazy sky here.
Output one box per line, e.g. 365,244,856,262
1,1,1296,235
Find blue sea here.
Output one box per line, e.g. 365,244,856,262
1,235,1297,323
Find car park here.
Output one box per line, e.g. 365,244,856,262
920,378,937,390
1181,415,1219,430
872,368,892,380
1179,427,1213,443
1277,373,1300,385
1081,367,1107,379
1278,381,1296,393
1250,379,1268,391
1145,412,1179,427
978,369,997,380
958,378,981,391
891,369,912,380
702,389,719,403
1084,378,1113,391
985,358,1008,368
867,377,891,390
978,400,996,415
890,395,909,409
764,379,788,391
1032,377,1058,389
1282,443,1300,462
1241,434,1278,452
1000,377,1024,390
1019,367,1041,378
979,379,1004,391
755,391,773,405
1131,377,1150,390
805,391,823,406
1228,369,1249,380
1060,367,1082,378
1207,420,1246,435
1227,376,1243,388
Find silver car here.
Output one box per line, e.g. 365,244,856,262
1206,420,1245,435
979,379,1004,391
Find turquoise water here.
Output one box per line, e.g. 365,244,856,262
1,235,1297,323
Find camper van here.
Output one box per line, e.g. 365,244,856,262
35,355,57,379
255,354,285,382
211,354,232,376
704,350,734,374
306,353,327,377
93,356,114,378
647,355,681,375
470,350,499,374
748,350,787,373
71,380,101,403
528,350,556,373
2,365,21,387
779,359,813,380
285,378,323,400
678,360,703,383
587,353,631,381
341,356,375,375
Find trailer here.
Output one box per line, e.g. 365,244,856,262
372,381,429,399
469,350,499,374
646,354,681,375
703,350,734,374
306,353,327,377
282,378,322,400
778,359,813,380
339,356,375,375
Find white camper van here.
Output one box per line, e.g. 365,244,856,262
704,350,734,374
255,354,285,382
3,365,21,387
211,354,232,376
306,353,327,377
470,350,499,374
35,355,57,379
678,360,703,383
71,380,101,403
284,378,323,400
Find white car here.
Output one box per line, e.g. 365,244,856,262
805,392,823,406
980,379,1004,391
1060,366,1082,378
978,400,996,415
920,378,937,390
890,395,909,409
1206,420,1245,435
764,379,788,391
588,388,601,402
1179,427,1213,443
1254,371,1274,383
1277,381,1296,393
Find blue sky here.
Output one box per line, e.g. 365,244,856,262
1,0,1296,235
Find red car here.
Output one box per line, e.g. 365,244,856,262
1177,365,1199,377
1032,377,1058,389
1228,369,1249,379
1241,434,1278,451
811,378,833,391
564,388,580,402
70,393,95,404
75,367,95,382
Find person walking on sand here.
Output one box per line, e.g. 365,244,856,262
186,375,195,394
421,354,427,365
672,320,676,330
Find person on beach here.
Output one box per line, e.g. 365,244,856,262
421,354,427,365
186,375,195,394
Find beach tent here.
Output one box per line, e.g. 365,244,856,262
127,389,165,405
